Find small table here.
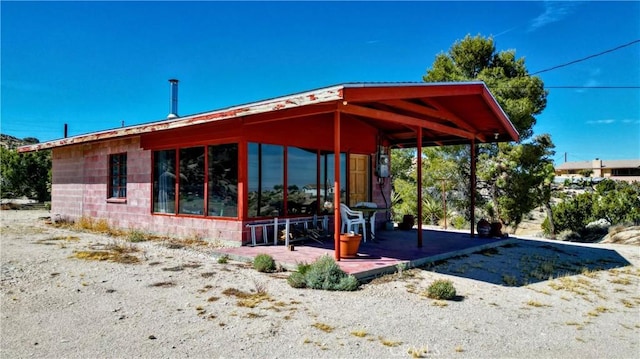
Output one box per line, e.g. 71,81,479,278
352,207,389,241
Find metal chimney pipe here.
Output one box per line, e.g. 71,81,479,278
168,79,179,118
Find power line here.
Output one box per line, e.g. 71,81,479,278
545,86,640,89
531,39,640,75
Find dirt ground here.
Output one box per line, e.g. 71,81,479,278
1,209,639,358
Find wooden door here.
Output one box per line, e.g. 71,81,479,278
349,154,369,205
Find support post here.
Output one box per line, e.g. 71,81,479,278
470,140,476,237
416,126,423,248
333,111,341,260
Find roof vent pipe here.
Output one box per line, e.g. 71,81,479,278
167,79,179,119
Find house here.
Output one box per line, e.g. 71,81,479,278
555,158,640,183
19,82,519,258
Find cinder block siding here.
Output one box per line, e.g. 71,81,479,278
50,137,243,245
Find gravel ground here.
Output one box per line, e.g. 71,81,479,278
1,210,639,358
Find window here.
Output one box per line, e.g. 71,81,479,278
153,150,176,213
320,152,346,213
179,147,205,215
208,144,238,217
287,147,318,215
109,153,127,198
153,144,239,217
248,143,284,218
248,143,346,218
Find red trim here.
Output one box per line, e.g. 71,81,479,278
333,110,341,260
416,126,423,248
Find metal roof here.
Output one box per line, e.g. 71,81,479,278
19,81,519,152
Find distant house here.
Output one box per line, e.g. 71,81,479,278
555,158,640,183
19,82,519,250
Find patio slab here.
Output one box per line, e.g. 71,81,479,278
214,228,515,280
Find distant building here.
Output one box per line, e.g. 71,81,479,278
555,158,640,183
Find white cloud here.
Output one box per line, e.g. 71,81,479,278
586,119,616,125
529,1,580,32
622,119,640,124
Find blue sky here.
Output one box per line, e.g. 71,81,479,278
1,1,639,163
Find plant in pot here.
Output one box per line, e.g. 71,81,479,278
339,231,362,258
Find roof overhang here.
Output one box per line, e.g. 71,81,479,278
18,82,519,153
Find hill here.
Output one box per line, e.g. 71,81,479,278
0,134,39,150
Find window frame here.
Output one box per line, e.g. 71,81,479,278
108,152,127,201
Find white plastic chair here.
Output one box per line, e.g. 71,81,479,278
339,203,367,242
355,201,378,240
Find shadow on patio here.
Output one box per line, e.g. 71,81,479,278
215,228,514,280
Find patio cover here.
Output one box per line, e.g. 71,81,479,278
19,81,519,260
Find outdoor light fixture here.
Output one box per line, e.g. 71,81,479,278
494,133,499,140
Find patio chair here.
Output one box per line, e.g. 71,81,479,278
339,203,367,242
355,202,378,240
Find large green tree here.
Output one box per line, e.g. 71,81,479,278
0,147,51,202
420,34,553,231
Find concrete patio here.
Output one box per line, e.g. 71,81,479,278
214,227,514,280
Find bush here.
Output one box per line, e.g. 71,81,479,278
426,279,456,300
253,254,276,273
286,272,307,288
287,255,359,291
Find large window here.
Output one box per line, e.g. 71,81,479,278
208,144,238,217
248,143,284,217
248,143,346,218
153,150,176,213
320,152,346,213
179,147,205,215
287,147,318,215
153,144,238,217
109,153,127,198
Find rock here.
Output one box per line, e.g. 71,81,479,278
601,226,640,245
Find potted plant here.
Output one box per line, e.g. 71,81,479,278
339,232,362,258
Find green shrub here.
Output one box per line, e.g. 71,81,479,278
335,275,360,291
127,229,147,243
426,279,456,300
287,272,307,288
217,254,229,264
288,255,359,291
450,215,467,230
296,261,311,276
253,254,276,273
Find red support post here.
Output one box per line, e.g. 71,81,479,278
470,140,476,237
417,126,423,248
334,110,341,260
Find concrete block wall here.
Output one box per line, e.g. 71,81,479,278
50,137,244,245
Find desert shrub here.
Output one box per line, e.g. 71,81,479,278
253,254,276,273
450,215,467,230
541,216,552,237
426,279,456,300
287,272,307,288
127,229,147,243
296,261,311,275
290,255,359,291
217,254,229,264
335,275,360,291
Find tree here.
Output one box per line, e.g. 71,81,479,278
421,34,552,231
477,134,556,229
0,147,52,202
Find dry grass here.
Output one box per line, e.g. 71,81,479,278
526,300,551,308
408,346,429,358
312,322,334,333
222,287,271,308
379,336,402,347
350,329,367,338
71,241,140,264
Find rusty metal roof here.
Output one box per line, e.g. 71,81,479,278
19,82,518,152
